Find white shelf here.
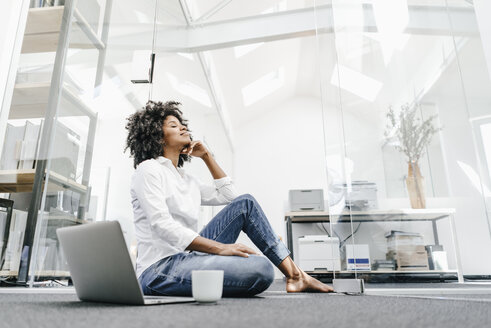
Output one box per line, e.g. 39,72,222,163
10,82,93,119
0,270,70,278
0,169,87,193
21,6,104,54
305,270,459,274
46,213,89,225
285,208,456,222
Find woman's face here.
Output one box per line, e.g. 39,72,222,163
162,115,191,150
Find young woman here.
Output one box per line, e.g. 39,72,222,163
125,100,333,296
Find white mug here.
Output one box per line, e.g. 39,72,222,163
191,270,224,303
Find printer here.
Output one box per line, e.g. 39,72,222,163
289,189,324,211
298,235,341,271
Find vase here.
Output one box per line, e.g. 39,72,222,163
406,161,426,209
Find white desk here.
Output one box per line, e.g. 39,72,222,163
284,208,463,282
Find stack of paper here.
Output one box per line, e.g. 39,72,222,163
385,230,429,271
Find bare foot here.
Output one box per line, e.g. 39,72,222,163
286,270,334,293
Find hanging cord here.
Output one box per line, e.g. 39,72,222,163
339,222,362,249
148,0,159,101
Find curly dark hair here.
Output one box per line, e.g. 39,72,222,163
125,100,192,169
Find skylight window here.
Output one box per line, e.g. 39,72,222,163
134,10,151,23
261,0,287,14
373,0,409,34
371,0,409,65
330,64,382,102
166,73,212,107
242,67,285,107
458,161,491,197
177,52,195,61
234,42,264,58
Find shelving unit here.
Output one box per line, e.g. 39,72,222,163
285,209,463,282
21,6,104,54
10,82,94,119
0,0,112,286
0,169,87,193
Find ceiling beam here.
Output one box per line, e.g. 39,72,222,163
107,5,478,52
166,4,478,52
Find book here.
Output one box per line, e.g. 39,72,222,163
3,210,28,272
18,121,41,169
0,123,25,170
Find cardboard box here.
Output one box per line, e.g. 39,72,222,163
387,250,429,271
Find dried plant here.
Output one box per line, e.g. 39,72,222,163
385,104,441,163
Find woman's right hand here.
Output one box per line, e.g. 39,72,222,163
186,236,258,258
217,243,258,258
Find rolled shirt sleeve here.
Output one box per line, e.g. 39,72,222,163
133,165,199,251
199,176,238,205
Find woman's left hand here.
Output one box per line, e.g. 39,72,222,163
181,140,208,158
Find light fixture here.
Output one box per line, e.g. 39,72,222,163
130,52,155,84
130,0,157,95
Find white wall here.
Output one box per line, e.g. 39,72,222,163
414,36,491,275
233,96,328,275
474,0,491,83
432,97,491,275
234,96,328,237
88,87,138,246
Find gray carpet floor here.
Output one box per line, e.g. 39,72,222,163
1,281,491,328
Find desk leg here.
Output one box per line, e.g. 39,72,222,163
286,217,293,261
449,213,464,283
432,221,440,245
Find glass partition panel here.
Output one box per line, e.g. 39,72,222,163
153,1,232,229
4,0,488,288
314,0,491,284
155,0,333,276
445,1,491,276
313,0,358,282
5,0,113,285
79,0,156,261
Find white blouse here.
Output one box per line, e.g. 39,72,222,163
130,156,237,278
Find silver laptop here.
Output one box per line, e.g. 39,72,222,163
57,221,195,305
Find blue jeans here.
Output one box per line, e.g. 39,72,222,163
139,194,291,297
